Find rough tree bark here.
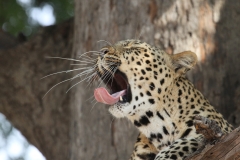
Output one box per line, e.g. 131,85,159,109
0,20,73,159
0,0,240,160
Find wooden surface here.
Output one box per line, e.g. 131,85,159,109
188,127,240,160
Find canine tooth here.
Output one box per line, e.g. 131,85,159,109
120,96,123,101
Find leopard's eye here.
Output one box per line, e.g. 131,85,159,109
103,50,108,54
100,48,109,56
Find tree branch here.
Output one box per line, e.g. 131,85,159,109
186,116,240,160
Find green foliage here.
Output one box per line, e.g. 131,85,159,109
0,0,74,37
0,0,27,36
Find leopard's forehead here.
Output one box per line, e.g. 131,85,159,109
114,39,142,46
113,39,152,50
103,39,165,61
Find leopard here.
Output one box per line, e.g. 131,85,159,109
91,39,233,160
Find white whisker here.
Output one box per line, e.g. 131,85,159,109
78,51,102,58
70,63,88,66
80,56,93,61
42,78,73,99
45,56,82,62
101,66,117,88
97,40,113,47
97,67,114,88
86,73,97,87
77,60,95,64
86,95,96,102
90,101,98,112
45,56,95,64
41,67,94,79
66,75,94,93
70,69,95,81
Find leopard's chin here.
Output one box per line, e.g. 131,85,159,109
109,102,131,118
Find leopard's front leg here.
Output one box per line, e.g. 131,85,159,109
130,133,158,160
154,136,203,160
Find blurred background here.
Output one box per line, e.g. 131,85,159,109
0,0,73,37
0,113,45,160
0,0,73,159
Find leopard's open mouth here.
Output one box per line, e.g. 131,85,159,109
94,70,132,105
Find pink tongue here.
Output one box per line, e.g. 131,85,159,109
94,87,126,105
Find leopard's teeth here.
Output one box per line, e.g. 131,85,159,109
119,96,123,101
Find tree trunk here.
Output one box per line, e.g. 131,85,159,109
0,0,240,160
0,20,73,159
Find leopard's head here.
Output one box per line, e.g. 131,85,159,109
93,39,197,119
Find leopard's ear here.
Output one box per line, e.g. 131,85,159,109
170,51,197,75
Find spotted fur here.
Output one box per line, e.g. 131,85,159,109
93,39,233,160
